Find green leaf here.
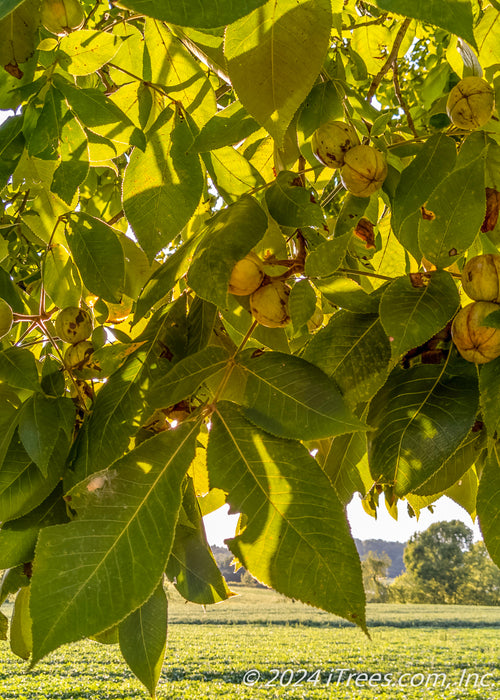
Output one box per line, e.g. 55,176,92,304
335,195,370,238
119,584,168,698
207,402,367,631
53,75,145,150
289,279,317,331
68,300,188,484
367,353,479,497
316,431,371,506
479,356,500,439
418,152,487,268
191,101,260,152
314,276,383,314
0,0,26,20
203,146,265,204
123,107,204,261
65,212,125,303
148,346,230,409
303,311,391,408
0,0,40,73
305,236,350,278
59,30,122,76
0,347,40,392
414,426,486,496
238,350,368,440
134,236,201,323
0,486,68,570
0,115,25,189
0,431,67,522
187,196,268,308
379,271,460,360
118,0,269,28
51,113,89,205
166,478,233,605
28,86,66,158
30,422,200,664
265,171,324,228
477,447,500,568
225,0,332,146
10,586,32,660
371,0,477,49
187,297,218,356
297,81,344,141
444,464,478,518
43,243,82,309
143,19,216,128
392,134,457,260
18,395,75,478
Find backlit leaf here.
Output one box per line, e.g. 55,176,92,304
477,447,500,568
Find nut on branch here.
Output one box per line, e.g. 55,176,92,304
452,301,500,364
250,280,291,328
461,254,500,303
446,76,495,130
311,121,360,168
340,145,387,197
228,253,264,296
55,307,93,344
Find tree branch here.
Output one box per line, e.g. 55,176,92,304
367,18,411,102
392,59,418,137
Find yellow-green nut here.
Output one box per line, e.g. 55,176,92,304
446,76,495,130
452,301,500,363
228,253,264,296
64,341,94,369
55,306,93,344
340,145,388,197
0,299,13,340
249,280,291,328
462,254,500,302
41,0,85,35
311,121,360,168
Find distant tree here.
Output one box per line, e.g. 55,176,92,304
400,521,474,603
456,541,500,606
361,551,391,602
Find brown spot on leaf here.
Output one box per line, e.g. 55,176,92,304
472,419,484,433
421,206,435,220
481,187,500,232
4,63,22,79
353,217,376,249
448,248,457,257
409,272,429,287
251,349,265,358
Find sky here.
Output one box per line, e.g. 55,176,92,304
203,495,482,547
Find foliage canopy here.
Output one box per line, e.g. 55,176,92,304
0,0,499,695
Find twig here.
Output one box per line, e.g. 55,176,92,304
107,210,125,227
367,18,411,102
392,59,418,137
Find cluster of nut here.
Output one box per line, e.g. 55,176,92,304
228,253,291,328
55,306,99,376
452,254,500,364
311,121,387,197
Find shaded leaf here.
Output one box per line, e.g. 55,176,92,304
10,586,32,660
238,350,367,440
379,271,460,360
187,196,268,308
367,353,479,496
119,584,168,698
289,279,317,331
31,422,200,664
265,171,324,228
0,115,24,190
118,0,269,29
225,0,332,146
316,431,371,506
123,107,204,261
303,311,391,408
477,447,500,568
0,347,40,392
208,402,366,630
191,101,260,152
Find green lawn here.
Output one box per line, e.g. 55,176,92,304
0,585,498,699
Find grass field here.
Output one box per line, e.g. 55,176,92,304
0,584,498,699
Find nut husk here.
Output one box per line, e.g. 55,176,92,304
55,306,93,344
461,254,500,302
340,145,387,197
228,253,264,296
446,76,495,130
311,121,360,168
250,280,291,328
452,301,500,363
